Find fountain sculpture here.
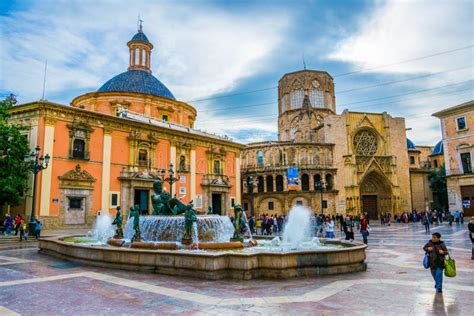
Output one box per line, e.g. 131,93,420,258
39,179,367,279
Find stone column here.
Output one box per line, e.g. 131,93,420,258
190,149,196,201
101,128,112,213
39,118,55,216
170,145,177,194
235,155,241,204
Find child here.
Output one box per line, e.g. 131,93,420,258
35,218,43,239
19,219,28,241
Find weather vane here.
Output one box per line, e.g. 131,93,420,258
138,15,143,32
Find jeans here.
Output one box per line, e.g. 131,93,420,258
424,223,430,232
430,267,443,292
325,231,335,239
361,231,369,244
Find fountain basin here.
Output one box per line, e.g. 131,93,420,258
39,236,367,280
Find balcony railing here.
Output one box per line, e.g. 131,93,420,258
446,168,473,176
241,162,334,173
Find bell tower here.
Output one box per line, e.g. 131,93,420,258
127,21,154,73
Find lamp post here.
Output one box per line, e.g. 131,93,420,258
159,163,179,198
314,179,327,215
24,145,50,236
248,175,261,216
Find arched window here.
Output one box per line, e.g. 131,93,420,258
257,150,264,165
276,175,284,192
138,149,148,166
214,160,221,174
314,174,321,190
310,89,324,108
325,174,333,191
257,176,264,193
72,139,85,159
135,48,140,65
246,177,252,193
291,90,304,109
301,173,309,191
266,175,274,192
142,49,146,66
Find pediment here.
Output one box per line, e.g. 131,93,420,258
59,164,95,182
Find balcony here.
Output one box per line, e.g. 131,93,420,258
446,168,473,177
241,162,335,173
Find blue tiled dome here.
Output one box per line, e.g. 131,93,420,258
407,138,416,150
97,70,175,100
130,31,150,43
432,141,444,155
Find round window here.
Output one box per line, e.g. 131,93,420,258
353,129,378,155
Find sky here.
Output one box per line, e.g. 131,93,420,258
0,0,473,146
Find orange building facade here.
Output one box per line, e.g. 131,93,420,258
9,27,243,228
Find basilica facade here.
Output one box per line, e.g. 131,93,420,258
241,70,432,219
10,27,243,228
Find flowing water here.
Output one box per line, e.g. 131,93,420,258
86,214,115,244
123,215,235,243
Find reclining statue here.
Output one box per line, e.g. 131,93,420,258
151,179,173,215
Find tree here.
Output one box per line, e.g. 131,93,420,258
0,95,30,214
428,166,449,211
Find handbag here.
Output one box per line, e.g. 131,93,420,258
444,254,456,277
423,252,430,269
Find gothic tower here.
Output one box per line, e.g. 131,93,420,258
277,70,336,142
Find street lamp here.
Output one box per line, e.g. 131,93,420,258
24,145,50,236
159,163,180,198
314,178,328,215
247,175,261,216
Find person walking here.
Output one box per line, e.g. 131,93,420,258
19,219,28,241
423,212,430,233
34,218,43,239
468,217,474,260
360,215,369,244
423,232,448,293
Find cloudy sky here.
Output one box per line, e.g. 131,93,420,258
1,0,473,145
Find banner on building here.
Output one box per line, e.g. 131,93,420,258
286,168,299,190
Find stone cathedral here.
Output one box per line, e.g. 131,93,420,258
241,70,415,219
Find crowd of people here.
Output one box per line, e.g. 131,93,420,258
1,214,42,240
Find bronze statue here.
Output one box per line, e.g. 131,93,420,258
183,200,197,241
131,205,141,242
151,179,172,215
112,206,123,239
232,204,246,241
207,206,213,215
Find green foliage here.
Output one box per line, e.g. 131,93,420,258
428,166,448,211
0,95,30,208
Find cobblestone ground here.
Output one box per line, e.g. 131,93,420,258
0,221,473,315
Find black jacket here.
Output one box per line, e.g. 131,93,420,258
423,240,448,269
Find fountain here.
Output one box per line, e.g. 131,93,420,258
39,179,367,279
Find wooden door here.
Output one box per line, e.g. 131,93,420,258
362,195,378,219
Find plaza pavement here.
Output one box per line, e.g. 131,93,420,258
0,221,472,315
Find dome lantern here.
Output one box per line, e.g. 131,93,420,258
127,21,153,73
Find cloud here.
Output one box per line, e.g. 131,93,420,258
328,0,473,74
328,0,474,145
0,1,290,103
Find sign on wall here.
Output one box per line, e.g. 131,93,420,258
180,176,186,183
286,168,299,190
179,187,186,195
195,195,203,208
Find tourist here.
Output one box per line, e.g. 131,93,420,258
423,212,430,233
454,210,460,224
248,216,255,234
273,215,278,235
423,232,449,293
354,213,360,230
325,217,335,239
2,214,13,235
14,214,22,236
360,215,369,244
277,215,284,235
468,217,474,260
35,218,43,239
460,211,464,224
343,215,354,241
19,219,27,241
338,214,344,231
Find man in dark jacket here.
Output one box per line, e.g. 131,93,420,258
468,217,474,260
423,232,448,293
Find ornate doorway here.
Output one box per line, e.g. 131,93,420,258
359,171,392,219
